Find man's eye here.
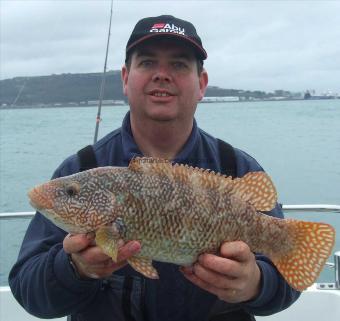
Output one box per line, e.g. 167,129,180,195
140,60,154,67
172,62,188,70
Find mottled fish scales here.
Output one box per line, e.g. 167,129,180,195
28,157,335,291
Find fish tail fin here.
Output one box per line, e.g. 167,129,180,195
272,219,335,291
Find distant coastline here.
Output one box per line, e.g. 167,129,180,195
2,97,339,111
0,102,127,110
1,71,338,109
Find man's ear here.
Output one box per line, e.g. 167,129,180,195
198,69,208,101
121,65,128,96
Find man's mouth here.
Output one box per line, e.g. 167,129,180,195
148,89,174,97
152,92,171,97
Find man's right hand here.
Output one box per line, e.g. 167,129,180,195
63,233,141,279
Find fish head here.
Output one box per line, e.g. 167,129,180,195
28,167,125,233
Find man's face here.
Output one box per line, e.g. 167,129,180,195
122,39,208,123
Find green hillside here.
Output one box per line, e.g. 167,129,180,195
0,71,295,107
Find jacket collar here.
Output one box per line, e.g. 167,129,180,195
120,111,199,162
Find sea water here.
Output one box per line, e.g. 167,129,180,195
1,99,340,285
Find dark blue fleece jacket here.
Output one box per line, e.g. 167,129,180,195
9,112,300,321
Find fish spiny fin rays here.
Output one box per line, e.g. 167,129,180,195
175,163,234,192
128,157,234,191
128,157,173,177
271,220,335,291
128,256,159,279
95,226,121,261
231,172,277,211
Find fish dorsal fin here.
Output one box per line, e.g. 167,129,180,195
128,157,233,191
173,164,234,192
231,172,277,211
128,157,174,177
128,158,276,211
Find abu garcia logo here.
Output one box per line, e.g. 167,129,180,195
150,23,185,35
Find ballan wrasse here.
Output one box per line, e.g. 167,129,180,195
28,157,335,291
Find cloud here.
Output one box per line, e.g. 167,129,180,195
1,0,340,93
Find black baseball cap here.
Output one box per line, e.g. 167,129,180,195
126,15,207,61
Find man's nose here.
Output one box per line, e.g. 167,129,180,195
151,66,173,82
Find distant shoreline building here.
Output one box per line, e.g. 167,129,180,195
87,99,125,106
304,90,338,100
201,96,239,103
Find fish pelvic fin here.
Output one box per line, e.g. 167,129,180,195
271,219,335,291
128,257,159,279
231,172,277,211
95,226,121,262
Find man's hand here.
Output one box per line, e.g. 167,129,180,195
63,233,141,279
181,241,261,303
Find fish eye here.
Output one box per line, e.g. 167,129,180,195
65,183,80,197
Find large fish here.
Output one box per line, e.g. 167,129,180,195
28,157,335,291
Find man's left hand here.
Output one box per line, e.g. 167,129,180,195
181,241,261,303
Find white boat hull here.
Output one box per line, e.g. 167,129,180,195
258,284,340,320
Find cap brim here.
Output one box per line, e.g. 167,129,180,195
126,33,207,60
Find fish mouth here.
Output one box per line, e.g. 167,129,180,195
28,186,53,211
29,199,41,211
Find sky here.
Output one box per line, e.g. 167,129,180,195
1,0,340,93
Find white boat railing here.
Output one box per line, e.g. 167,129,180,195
0,205,339,289
0,204,340,219
0,211,35,219
0,212,35,219
283,204,340,213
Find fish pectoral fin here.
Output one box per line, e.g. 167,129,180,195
95,226,121,262
128,257,159,279
272,220,335,291
231,171,277,211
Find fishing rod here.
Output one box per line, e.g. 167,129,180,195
11,78,27,106
93,0,113,144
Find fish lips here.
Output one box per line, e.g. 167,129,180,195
28,187,54,211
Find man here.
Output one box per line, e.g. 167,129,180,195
9,15,300,321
